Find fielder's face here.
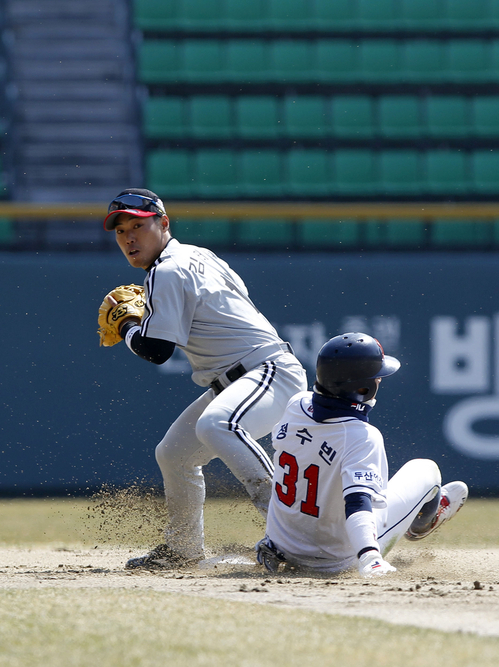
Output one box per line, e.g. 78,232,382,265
114,213,170,270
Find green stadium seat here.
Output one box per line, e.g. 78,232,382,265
312,0,358,31
282,97,328,138
177,0,225,31
267,0,313,30
425,96,469,137
143,97,187,138
236,220,294,247
364,220,426,247
444,0,489,30
146,150,193,198
315,40,359,83
194,150,239,198
183,40,225,83
471,97,499,137
234,96,281,139
471,151,499,194
403,41,445,83
489,41,499,82
133,0,179,30
298,219,359,247
173,219,232,246
226,41,271,83
333,150,377,195
424,150,468,194
285,149,331,196
357,0,399,29
491,0,499,28
400,0,443,30
225,0,267,31
239,150,283,197
445,40,490,83
377,96,422,138
138,41,182,83
379,151,422,195
0,219,14,244
331,96,374,138
189,96,233,139
431,220,490,247
384,220,426,246
358,40,403,83
269,41,314,83
363,221,382,247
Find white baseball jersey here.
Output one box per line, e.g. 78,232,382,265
266,391,388,569
140,239,284,386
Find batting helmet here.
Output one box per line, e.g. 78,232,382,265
315,332,400,403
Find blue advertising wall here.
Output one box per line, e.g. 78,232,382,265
1,250,498,496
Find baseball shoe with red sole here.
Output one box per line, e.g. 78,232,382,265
405,481,468,541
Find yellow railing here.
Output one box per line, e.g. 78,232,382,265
1,202,499,220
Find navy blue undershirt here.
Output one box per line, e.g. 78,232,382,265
311,392,373,423
120,320,175,365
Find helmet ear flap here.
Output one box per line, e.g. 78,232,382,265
319,378,378,403
355,381,378,402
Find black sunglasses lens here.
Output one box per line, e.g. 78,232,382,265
121,195,151,207
108,194,156,213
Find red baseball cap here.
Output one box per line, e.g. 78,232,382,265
104,189,166,230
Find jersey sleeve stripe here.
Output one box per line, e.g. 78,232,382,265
141,268,156,337
343,483,387,498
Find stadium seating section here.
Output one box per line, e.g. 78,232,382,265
133,0,499,32
146,147,499,199
144,94,499,141
139,38,499,85
133,0,499,249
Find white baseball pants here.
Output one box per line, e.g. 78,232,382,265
376,458,441,555
155,352,308,559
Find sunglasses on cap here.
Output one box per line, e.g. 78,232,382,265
108,193,166,216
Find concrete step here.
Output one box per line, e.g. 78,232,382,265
15,184,124,203
16,101,134,123
13,60,129,81
19,143,133,162
15,81,135,101
9,24,125,41
17,122,138,141
6,0,122,23
22,164,130,184
11,39,129,60
5,0,141,204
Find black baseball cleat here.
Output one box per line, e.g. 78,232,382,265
255,537,287,573
125,543,200,570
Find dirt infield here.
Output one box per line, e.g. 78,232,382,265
1,544,498,637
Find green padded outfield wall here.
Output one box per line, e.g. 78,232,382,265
1,251,498,495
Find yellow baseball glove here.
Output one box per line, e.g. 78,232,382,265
97,284,145,347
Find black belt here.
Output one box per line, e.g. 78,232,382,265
210,342,293,395
210,363,246,395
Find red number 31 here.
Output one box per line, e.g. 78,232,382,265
275,451,320,518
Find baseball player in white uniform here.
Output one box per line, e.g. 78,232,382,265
256,332,468,577
101,188,307,569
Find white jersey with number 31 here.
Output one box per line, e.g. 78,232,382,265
266,391,389,569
